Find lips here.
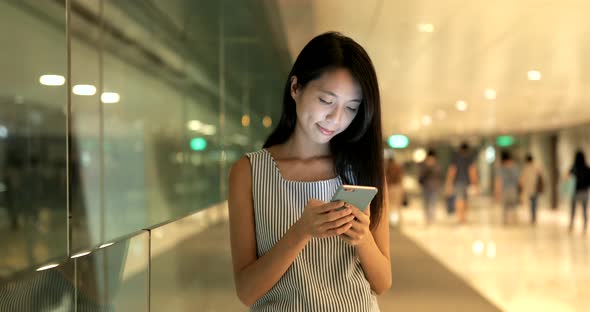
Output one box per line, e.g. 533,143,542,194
317,124,336,136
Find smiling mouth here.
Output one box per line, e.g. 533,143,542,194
317,124,336,136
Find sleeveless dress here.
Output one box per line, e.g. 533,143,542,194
246,149,379,311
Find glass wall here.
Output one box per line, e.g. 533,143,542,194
0,0,288,309
0,231,149,311
0,0,69,277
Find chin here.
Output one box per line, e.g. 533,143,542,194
316,134,335,144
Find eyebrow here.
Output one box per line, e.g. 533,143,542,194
319,89,362,103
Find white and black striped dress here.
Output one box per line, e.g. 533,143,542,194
246,149,379,312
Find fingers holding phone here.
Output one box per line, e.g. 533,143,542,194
340,203,372,246
296,199,355,239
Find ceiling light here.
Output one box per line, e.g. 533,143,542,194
456,100,468,111
421,115,432,126
73,84,96,96
484,88,496,100
101,92,120,103
528,70,541,81
418,23,434,33
39,74,65,86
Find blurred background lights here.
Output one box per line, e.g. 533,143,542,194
263,116,272,128
101,92,120,103
528,70,542,81
73,84,96,96
418,23,435,33
456,100,468,111
484,88,497,100
190,137,207,151
388,135,410,149
241,114,251,127
39,74,65,86
413,148,427,163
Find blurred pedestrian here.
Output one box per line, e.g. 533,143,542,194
419,150,442,226
495,150,520,225
386,156,404,226
445,143,478,223
519,154,544,225
568,150,590,234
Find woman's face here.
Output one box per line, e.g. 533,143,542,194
291,68,362,144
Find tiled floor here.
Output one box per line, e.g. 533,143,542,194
399,195,590,312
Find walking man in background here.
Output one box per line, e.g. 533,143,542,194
445,143,478,224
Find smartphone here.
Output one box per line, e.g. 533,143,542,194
331,185,378,212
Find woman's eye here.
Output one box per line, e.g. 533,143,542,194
319,98,332,104
347,107,358,113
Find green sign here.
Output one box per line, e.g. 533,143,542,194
190,137,207,151
388,135,409,149
496,136,514,147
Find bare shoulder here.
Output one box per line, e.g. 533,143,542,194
230,156,252,183
228,156,253,208
228,156,252,211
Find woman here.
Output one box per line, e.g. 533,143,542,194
228,32,390,311
568,150,590,233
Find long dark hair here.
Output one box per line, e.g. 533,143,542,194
264,32,385,229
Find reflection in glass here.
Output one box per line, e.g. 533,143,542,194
1,0,287,288
0,231,148,311
76,232,149,311
69,7,102,251
39,75,66,87
0,0,68,278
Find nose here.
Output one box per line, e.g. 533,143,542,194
325,106,344,126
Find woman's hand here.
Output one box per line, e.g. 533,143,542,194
340,204,372,246
295,199,355,240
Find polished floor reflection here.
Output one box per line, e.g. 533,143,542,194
399,195,590,312
142,210,500,311
5,194,588,311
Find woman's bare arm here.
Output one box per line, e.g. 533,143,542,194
355,185,392,294
228,157,311,306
